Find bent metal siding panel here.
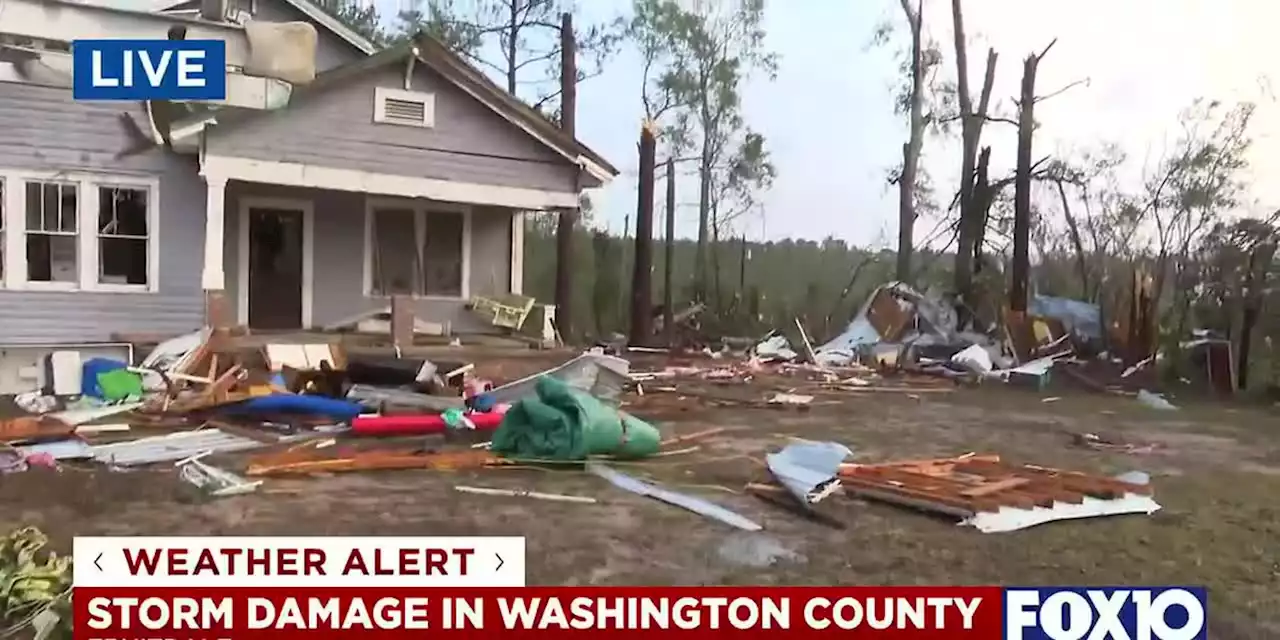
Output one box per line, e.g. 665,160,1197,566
0,82,206,343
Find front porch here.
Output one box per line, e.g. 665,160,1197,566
199,164,540,334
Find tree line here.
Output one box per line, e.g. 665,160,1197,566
318,0,1280,391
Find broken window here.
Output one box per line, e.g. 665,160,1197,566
97,186,149,286
24,181,78,283
368,206,466,298
421,210,463,296
369,208,420,296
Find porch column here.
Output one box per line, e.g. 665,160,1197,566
201,175,228,290
201,175,230,328
510,211,525,294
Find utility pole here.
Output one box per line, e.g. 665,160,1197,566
663,156,676,346
553,12,577,339
629,121,658,345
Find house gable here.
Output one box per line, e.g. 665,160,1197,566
150,0,617,185
205,61,584,194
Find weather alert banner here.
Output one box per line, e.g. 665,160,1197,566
71,537,1206,639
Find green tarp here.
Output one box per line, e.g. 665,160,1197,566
96,369,143,402
490,376,661,461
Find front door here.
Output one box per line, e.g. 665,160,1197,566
247,207,305,330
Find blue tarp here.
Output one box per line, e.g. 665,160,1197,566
1030,295,1102,340
224,394,364,422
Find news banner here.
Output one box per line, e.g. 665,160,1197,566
73,536,1207,639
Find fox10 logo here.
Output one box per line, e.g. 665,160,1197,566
1005,587,1207,640
72,39,226,101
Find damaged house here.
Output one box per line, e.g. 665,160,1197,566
0,0,615,392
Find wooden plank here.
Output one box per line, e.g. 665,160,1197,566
961,477,1029,497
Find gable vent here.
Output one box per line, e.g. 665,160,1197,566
374,87,435,128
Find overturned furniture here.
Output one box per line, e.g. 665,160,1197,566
469,294,536,331
838,453,1160,533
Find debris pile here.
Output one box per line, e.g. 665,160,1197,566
0,310,1168,543
724,280,1203,406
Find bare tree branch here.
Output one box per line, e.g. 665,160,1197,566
1034,78,1090,103
1035,38,1058,60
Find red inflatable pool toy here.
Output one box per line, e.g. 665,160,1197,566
351,411,505,436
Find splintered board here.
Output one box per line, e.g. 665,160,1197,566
263,343,346,372
837,454,1159,532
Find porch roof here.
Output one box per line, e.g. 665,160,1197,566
200,155,582,210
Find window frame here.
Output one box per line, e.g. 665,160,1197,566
363,196,471,301
0,170,160,293
95,182,157,292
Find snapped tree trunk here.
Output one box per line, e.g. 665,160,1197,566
1055,179,1091,299
950,0,998,308
504,2,520,94
972,146,993,270
711,197,723,311
629,122,657,345
552,12,578,339
895,0,925,283
695,147,712,301
1237,240,1276,390
897,142,916,281
662,157,676,346
1010,52,1038,313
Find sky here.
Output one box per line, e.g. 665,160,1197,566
550,0,1280,247
124,0,1280,246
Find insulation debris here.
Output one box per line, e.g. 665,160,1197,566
176,454,262,497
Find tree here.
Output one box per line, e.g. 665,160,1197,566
709,129,774,306
1141,100,1256,343
894,0,926,283
393,0,488,55
949,0,998,311
628,0,777,302
312,0,388,44
1197,215,1278,388
627,0,693,147
870,1,951,284
1009,43,1051,312
396,0,621,117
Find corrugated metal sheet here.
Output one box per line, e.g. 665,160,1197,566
89,429,308,466
17,439,93,460
589,463,762,532
489,353,631,405
766,441,852,505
